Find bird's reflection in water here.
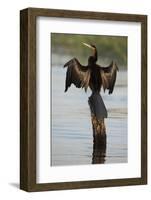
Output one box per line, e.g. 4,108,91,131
92,134,106,164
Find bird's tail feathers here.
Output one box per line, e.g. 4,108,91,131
88,93,107,119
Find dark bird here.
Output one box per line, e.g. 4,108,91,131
64,43,118,119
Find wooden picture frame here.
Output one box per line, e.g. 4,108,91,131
20,7,147,192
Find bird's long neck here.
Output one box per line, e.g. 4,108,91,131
92,48,98,62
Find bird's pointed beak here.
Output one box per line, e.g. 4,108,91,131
82,42,93,49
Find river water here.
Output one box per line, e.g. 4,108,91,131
51,66,127,166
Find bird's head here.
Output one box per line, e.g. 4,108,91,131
82,42,97,64
82,42,96,50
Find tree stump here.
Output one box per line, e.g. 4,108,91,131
88,93,107,164
91,115,106,137
91,114,106,164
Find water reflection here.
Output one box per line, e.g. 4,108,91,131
92,134,106,164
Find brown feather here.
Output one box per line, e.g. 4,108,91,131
100,61,118,94
64,58,90,92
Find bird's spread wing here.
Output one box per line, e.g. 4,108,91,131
100,61,119,94
64,58,90,92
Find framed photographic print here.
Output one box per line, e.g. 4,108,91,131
20,8,147,191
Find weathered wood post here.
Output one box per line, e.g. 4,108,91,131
88,92,107,164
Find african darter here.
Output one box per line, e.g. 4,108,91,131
64,43,118,120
